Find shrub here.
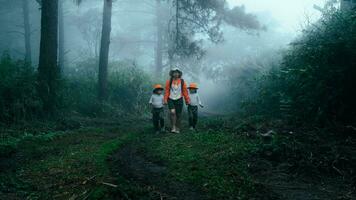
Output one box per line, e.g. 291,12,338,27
0,55,153,123
62,60,152,117
108,61,152,112
0,53,41,124
277,10,356,124
223,52,283,117
227,9,356,125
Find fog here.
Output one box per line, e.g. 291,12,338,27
0,0,328,113
228,0,325,34
1,1,355,198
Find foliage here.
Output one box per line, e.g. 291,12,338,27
221,51,282,115
169,0,262,62
277,9,356,123
108,62,152,112
227,9,356,125
0,56,152,123
0,53,41,124
63,60,152,117
195,116,355,198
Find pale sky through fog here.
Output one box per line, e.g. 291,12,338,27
227,0,327,35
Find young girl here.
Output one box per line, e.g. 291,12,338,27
164,68,190,133
149,84,165,133
187,83,203,131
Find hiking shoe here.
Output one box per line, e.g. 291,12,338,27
155,131,160,134
171,129,180,134
189,127,195,131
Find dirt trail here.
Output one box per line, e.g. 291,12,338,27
110,143,208,200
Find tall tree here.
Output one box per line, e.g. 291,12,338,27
155,0,164,75
98,0,112,101
22,0,32,64
58,0,65,72
74,0,113,100
37,0,59,113
168,0,263,64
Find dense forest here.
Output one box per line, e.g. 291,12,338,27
0,0,355,199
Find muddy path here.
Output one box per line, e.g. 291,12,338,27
109,142,208,200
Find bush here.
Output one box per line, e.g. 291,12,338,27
108,61,152,112
63,60,152,117
227,9,356,125
0,54,153,123
223,51,283,117
276,9,356,124
0,53,41,124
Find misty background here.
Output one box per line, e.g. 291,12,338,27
0,0,327,112
0,1,355,198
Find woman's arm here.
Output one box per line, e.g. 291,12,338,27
164,80,170,104
182,81,190,104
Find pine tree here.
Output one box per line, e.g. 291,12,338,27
37,0,59,114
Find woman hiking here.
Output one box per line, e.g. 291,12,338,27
164,68,190,133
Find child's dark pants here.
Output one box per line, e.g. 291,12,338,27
152,108,164,131
188,105,198,128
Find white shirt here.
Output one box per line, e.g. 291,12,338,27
189,92,202,106
149,94,164,108
169,82,182,100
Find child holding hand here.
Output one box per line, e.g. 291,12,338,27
149,84,165,134
187,83,203,131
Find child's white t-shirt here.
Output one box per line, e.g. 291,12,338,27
149,94,164,108
189,92,202,106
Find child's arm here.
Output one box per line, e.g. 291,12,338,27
149,95,153,105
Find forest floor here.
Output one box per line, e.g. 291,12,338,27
0,113,354,199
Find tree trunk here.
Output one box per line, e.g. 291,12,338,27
167,0,179,67
38,0,59,114
98,0,112,101
155,0,163,75
22,0,32,64
175,0,179,48
58,0,65,72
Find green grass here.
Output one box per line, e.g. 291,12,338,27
2,116,353,199
0,117,262,199
140,129,259,199
0,124,140,199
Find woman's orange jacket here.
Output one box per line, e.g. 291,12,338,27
164,79,190,104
